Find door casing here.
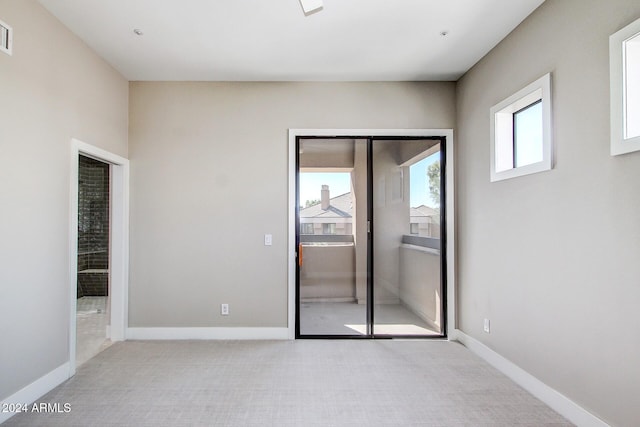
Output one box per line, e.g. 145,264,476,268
69,138,129,376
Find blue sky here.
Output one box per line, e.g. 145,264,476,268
299,151,440,208
299,173,351,207
409,151,440,208
514,101,543,167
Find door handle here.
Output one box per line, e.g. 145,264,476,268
298,243,303,267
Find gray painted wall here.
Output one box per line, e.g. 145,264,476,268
455,1,640,425
128,81,456,327
0,0,128,401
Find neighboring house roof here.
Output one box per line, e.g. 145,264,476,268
410,205,440,223
301,196,438,221
300,192,352,218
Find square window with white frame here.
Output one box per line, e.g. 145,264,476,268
490,73,553,182
610,17,640,155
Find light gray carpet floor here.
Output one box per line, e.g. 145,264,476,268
4,340,572,427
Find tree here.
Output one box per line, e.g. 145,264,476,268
427,160,440,207
304,199,320,208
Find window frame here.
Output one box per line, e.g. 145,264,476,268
300,223,314,235
490,73,553,182
610,17,640,156
410,222,419,235
322,223,336,235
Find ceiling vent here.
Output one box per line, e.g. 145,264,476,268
0,18,13,56
299,0,323,15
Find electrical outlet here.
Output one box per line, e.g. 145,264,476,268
483,318,490,333
221,303,229,316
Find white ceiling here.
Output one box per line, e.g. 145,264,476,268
38,0,545,81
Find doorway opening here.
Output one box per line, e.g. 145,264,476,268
70,139,129,376
294,135,448,339
76,155,112,366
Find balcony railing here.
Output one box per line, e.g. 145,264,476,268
299,234,354,244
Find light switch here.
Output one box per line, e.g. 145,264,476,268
264,234,272,246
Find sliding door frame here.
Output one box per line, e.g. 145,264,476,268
294,136,371,339
288,129,455,340
368,135,446,339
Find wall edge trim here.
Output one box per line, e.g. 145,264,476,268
454,330,609,427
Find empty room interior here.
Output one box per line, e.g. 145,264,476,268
1,0,639,426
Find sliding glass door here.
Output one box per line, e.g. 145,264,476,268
372,139,444,336
296,136,445,338
297,138,368,336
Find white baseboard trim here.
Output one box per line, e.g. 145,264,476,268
126,327,290,340
0,363,70,424
454,330,609,427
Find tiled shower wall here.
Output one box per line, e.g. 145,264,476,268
77,155,110,298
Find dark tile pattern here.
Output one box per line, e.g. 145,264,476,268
77,156,109,298
77,272,109,297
